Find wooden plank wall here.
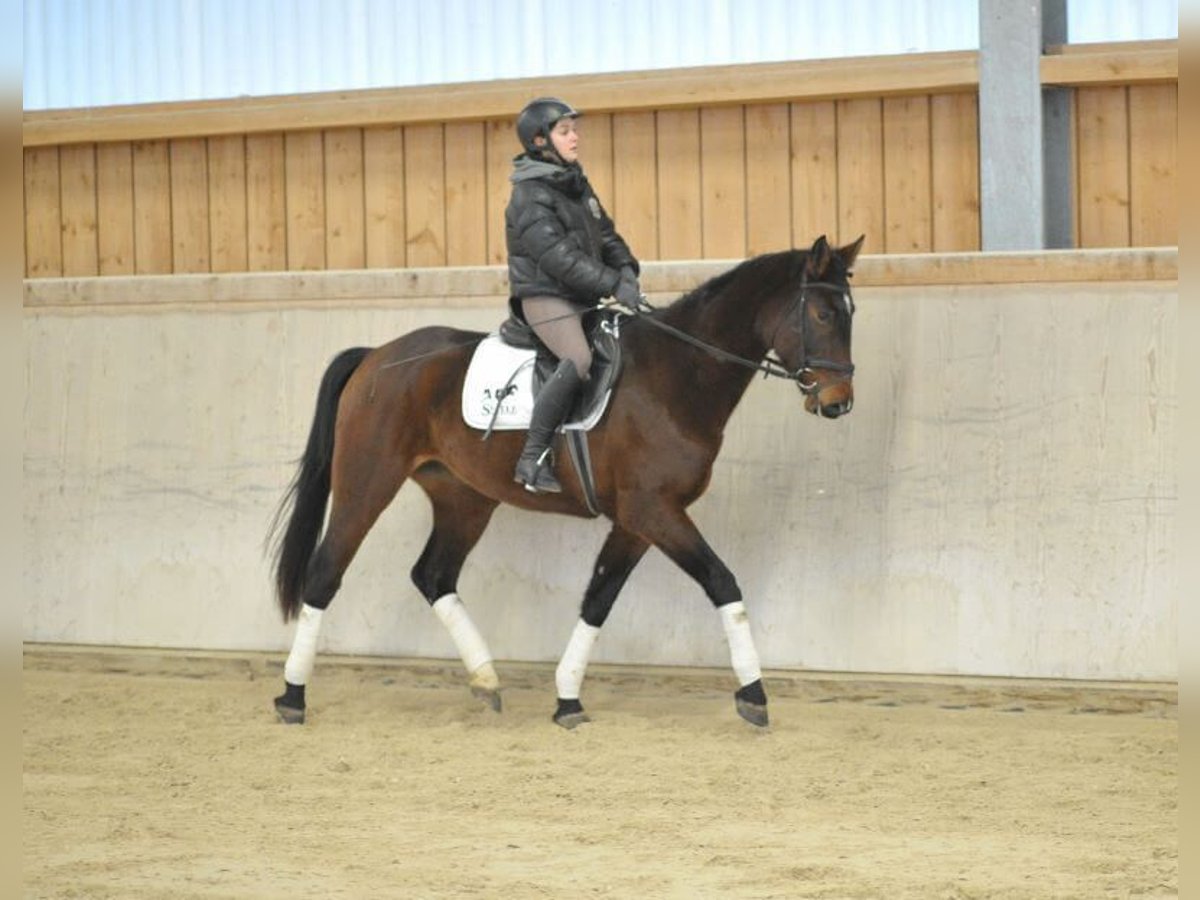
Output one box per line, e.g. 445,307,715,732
1074,83,1176,248
24,95,978,277
23,88,1175,278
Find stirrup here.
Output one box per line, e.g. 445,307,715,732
514,448,562,494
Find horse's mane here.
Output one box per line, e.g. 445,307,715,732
666,248,807,314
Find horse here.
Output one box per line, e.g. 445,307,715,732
269,233,863,728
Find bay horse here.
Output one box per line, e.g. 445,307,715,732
269,234,863,728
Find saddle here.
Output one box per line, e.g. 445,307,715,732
462,310,624,435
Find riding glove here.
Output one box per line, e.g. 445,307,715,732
613,267,648,313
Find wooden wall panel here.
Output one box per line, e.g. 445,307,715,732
1128,84,1176,246
208,135,247,273
96,143,135,275
656,109,702,260
246,133,287,271
931,93,980,251
700,106,745,259
611,111,658,261
169,138,210,273
404,124,446,267
582,113,614,216
23,146,62,277
284,131,327,270
364,126,406,269
324,128,366,269
883,96,932,252
790,101,838,251
444,122,487,266
745,103,791,255
484,119,513,266
132,140,172,274
836,99,885,251
59,144,98,276
1076,86,1131,248
22,68,1175,278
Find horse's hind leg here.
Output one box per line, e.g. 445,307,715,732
553,525,649,728
411,464,502,711
275,455,409,724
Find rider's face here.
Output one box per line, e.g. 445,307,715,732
546,117,580,163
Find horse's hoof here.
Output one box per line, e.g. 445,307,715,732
471,685,502,713
736,698,769,728
554,711,591,730
275,681,306,724
734,679,769,727
468,663,501,712
274,697,306,725
553,697,589,729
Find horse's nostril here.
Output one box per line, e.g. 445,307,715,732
821,401,850,418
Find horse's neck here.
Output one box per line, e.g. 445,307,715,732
650,288,772,428
663,286,771,363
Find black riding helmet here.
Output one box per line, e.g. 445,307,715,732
516,97,581,155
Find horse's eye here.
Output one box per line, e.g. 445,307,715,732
815,308,832,324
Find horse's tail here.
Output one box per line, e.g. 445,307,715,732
268,347,372,622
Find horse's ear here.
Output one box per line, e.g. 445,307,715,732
806,235,832,277
836,234,866,271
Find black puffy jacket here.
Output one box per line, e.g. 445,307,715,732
505,156,639,319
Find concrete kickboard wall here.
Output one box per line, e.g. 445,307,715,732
22,265,1177,680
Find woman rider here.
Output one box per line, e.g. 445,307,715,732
505,97,644,493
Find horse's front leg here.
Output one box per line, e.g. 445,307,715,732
553,525,649,728
630,505,769,727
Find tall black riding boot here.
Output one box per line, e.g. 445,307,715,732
514,359,583,494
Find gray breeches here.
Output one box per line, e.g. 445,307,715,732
520,296,593,380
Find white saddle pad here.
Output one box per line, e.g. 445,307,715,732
462,335,611,432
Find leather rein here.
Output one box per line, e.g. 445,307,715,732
629,273,855,396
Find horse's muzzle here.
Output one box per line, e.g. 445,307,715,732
815,399,853,418
803,382,854,418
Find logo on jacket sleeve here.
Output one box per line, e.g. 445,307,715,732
587,197,602,219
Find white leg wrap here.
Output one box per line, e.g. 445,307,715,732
432,593,497,689
555,619,601,700
283,603,324,686
719,602,762,687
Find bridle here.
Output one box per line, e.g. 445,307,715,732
635,271,856,396
770,270,856,395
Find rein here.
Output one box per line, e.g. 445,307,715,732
629,274,855,395
373,274,854,398
635,315,800,381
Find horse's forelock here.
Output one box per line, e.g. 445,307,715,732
823,252,850,283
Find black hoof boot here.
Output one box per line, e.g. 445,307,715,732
553,697,590,730
274,681,306,725
735,680,769,728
